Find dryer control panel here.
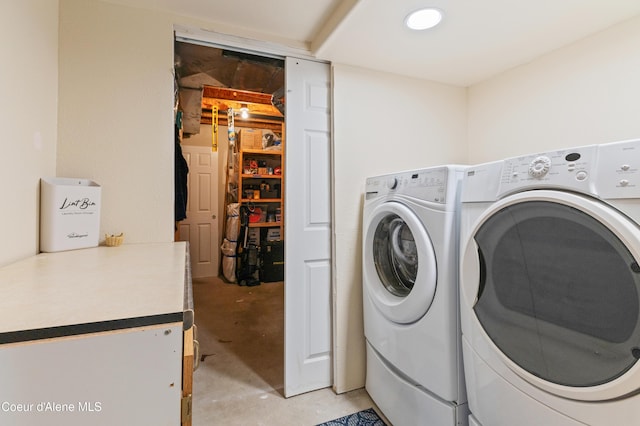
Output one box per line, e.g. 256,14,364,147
498,145,598,197
366,167,452,204
595,139,640,199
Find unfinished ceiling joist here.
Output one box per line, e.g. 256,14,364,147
200,108,283,132
199,86,283,131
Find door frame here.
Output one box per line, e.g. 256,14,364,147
174,25,335,393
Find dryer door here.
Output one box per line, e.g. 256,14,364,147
363,201,437,324
461,189,640,401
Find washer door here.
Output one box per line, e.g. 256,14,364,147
363,201,437,324
461,190,640,401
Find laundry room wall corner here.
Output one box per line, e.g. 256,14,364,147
0,0,58,265
331,63,467,393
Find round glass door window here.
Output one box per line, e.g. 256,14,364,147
372,213,418,297
474,200,640,388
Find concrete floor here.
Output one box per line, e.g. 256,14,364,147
191,276,385,425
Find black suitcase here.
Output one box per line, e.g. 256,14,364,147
260,240,284,282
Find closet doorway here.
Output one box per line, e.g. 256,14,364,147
174,41,284,280
174,36,333,397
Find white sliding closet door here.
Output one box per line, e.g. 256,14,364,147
284,57,332,397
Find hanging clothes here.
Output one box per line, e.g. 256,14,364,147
175,125,189,222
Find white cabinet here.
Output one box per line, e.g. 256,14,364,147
0,242,193,426
0,323,183,426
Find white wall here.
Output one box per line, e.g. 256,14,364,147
332,64,467,392
0,1,58,266
57,0,274,247
58,0,179,243
468,14,640,163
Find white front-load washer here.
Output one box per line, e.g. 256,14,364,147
459,139,640,426
363,165,469,426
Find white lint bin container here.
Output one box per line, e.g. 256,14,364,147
40,177,101,252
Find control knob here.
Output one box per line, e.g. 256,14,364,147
387,177,398,190
529,156,551,178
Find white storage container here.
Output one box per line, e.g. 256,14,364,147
40,177,101,252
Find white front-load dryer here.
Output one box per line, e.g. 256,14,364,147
460,139,640,426
363,165,468,426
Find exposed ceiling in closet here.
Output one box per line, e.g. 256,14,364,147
110,0,640,87
174,41,284,134
174,42,284,95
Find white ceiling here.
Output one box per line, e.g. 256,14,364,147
111,0,640,87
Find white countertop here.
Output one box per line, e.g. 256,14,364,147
0,242,187,336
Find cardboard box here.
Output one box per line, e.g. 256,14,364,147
238,128,263,150
40,177,101,252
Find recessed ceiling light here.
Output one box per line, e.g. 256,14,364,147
405,8,443,31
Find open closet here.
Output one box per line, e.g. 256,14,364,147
174,33,333,397
174,41,285,284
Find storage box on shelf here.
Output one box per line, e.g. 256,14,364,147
238,128,263,150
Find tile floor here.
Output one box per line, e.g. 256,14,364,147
191,276,386,425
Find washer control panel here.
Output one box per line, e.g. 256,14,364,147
499,145,597,196
366,167,451,203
